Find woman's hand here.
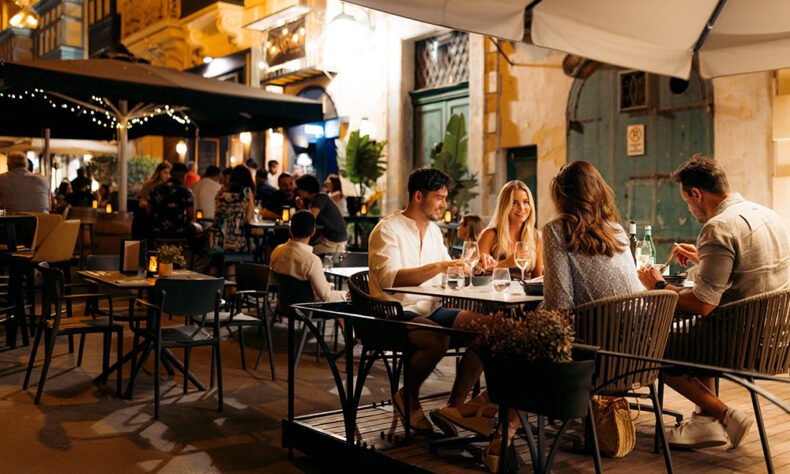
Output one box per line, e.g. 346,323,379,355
475,254,497,273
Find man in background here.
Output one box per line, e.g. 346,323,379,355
266,160,280,187
191,165,222,221
295,174,347,254
184,162,200,188
0,151,49,213
261,173,297,220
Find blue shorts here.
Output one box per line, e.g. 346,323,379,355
402,307,461,328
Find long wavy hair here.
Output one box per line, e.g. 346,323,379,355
550,161,625,257
143,161,172,188
487,180,537,261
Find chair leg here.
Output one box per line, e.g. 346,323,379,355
68,334,74,354
154,343,161,419
295,322,310,370
238,325,247,370
35,328,58,404
115,329,123,397
183,347,191,394
215,342,223,412
257,310,276,380
749,378,774,473
23,325,44,390
210,347,216,389
649,381,674,473
586,400,603,474
100,332,109,375
77,333,87,367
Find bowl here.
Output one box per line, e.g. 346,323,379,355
464,274,492,287
520,280,544,295
664,274,687,287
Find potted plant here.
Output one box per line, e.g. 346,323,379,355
156,244,185,277
467,310,596,420
335,130,387,215
430,114,479,218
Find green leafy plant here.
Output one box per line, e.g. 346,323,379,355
430,114,479,217
128,156,160,187
466,310,574,363
158,244,185,267
336,130,387,197
85,155,117,186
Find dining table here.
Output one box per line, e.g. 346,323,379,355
77,269,232,398
385,281,543,310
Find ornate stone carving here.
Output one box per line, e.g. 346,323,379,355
120,0,179,38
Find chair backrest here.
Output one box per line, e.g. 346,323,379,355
274,272,315,315
335,251,368,268
573,290,678,392
154,278,224,318
666,287,790,375
32,219,80,263
86,254,120,271
236,263,270,292
0,214,37,251
67,206,98,222
26,213,63,250
346,270,409,350
36,263,65,323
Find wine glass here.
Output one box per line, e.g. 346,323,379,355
635,240,653,268
462,241,480,273
445,266,465,291
491,268,510,293
514,242,534,281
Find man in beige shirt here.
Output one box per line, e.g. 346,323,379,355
638,154,790,450
270,210,346,303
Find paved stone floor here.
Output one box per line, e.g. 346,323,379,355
1,300,788,473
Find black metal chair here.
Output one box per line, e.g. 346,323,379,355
275,272,327,368
197,263,276,379
132,277,225,419
23,263,123,403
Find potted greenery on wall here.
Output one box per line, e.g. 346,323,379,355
335,130,387,215
86,155,160,195
430,113,479,218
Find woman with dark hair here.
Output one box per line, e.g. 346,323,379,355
53,181,71,213
138,161,172,212
210,165,255,257
323,173,347,216
543,160,642,309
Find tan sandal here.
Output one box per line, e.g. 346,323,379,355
483,424,518,473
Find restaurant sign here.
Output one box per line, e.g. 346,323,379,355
627,124,645,156
265,16,306,68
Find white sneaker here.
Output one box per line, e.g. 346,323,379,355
665,412,728,449
723,408,753,448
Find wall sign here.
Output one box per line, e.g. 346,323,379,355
627,124,645,156
265,16,306,68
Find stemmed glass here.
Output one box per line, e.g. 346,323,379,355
491,268,510,293
462,241,480,274
514,241,534,281
445,266,465,291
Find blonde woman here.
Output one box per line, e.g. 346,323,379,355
477,180,543,277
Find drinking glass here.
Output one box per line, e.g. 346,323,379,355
514,242,534,281
445,266,465,291
635,240,653,267
462,241,480,273
323,254,334,270
491,268,510,293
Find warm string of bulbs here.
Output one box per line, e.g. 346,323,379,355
0,89,192,130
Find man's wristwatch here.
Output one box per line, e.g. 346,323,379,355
654,280,667,290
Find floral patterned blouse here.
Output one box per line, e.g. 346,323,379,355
210,186,253,254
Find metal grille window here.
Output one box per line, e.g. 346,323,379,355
415,31,469,90
619,70,648,111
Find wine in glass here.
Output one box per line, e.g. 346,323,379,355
445,266,465,291
635,240,653,267
514,241,534,281
491,268,511,293
462,241,480,273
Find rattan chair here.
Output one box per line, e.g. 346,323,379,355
573,290,679,472
664,288,790,473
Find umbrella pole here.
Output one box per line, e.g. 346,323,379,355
118,100,129,213
42,128,50,179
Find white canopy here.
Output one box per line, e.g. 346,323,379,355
347,0,790,79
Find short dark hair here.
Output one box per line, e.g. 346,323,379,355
296,174,320,194
171,162,188,179
245,159,258,170
278,172,293,185
672,154,729,195
291,210,315,238
268,160,279,169
407,168,454,200
203,165,220,178
222,167,233,177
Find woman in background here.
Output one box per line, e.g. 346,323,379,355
324,174,347,216
458,214,483,242
210,165,256,258
138,161,172,212
477,180,543,277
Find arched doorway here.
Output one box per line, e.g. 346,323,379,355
566,67,714,258
287,86,339,179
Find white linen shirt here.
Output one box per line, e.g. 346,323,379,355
368,210,450,316
190,178,223,220
270,240,346,302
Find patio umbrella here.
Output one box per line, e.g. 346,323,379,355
346,0,790,79
0,58,323,211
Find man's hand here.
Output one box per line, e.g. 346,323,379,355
442,259,472,274
637,265,665,290
673,243,699,267
295,196,304,209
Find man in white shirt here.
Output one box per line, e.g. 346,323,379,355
266,160,280,188
369,168,494,433
270,210,346,302
0,151,50,213
190,166,223,220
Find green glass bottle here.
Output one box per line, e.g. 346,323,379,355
644,225,657,265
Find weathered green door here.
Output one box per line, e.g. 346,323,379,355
412,82,469,168
567,68,714,261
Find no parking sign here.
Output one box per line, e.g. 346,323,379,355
627,124,645,156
